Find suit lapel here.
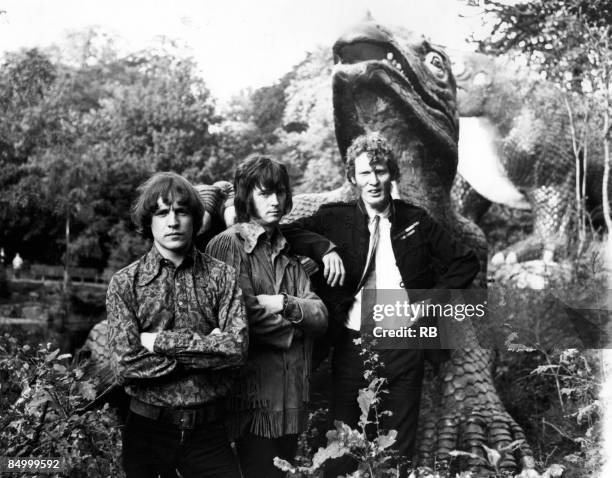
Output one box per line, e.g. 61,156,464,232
352,202,370,288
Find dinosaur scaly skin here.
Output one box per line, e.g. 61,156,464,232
451,52,611,263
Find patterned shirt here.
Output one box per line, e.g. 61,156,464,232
206,221,328,437
106,246,248,407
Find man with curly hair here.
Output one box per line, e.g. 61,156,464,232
282,133,480,475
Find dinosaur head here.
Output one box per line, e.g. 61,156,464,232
332,19,459,208
452,51,533,123
451,51,496,117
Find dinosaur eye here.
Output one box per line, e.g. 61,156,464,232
425,52,447,79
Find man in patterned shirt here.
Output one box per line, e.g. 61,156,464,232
107,172,248,478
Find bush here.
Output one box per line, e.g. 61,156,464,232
495,347,602,478
0,333,124,478
275,341,404,477
491,245,606,477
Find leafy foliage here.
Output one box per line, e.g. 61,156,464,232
270,47,344,193
479,0,612,92
478,0,612,236
219,46,344,194
490,247,606,478
495,347,601,477
0,35,221,269
0,333,124,477
274,340,403,477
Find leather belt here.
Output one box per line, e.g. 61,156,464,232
129,397,225,429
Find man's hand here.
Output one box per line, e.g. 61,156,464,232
322,251,345,287
140,332,158,353
256,294,284,315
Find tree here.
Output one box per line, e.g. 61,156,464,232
0,33,223,270
479,0,612,236
269,47,344,193
0,49,62,262
212,71,295,175
479,0,612,92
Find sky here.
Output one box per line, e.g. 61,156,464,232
0,0,489,102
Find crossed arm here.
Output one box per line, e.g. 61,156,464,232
107,278,178,385
206,232,329,350
107,268,248,385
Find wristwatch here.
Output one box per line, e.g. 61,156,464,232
281,293,304,324
280,292,289,315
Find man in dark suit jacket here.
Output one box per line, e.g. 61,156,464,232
282,133,480,474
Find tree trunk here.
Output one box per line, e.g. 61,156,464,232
602,30,612,234
603,130,611,232
603,101,612,232
63,212,70,294
564,97,586,251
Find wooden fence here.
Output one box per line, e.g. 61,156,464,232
29,265,103,283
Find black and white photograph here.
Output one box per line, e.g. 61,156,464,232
0,1,610,477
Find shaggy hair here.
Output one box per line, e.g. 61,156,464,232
345,133,400,183
131,172,204,239
234,154,293,223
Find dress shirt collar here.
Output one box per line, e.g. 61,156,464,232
138,245,196,286
361,200,392,223
235,220,288,256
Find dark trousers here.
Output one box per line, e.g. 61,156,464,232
236,431,298,478
121,412,241,478
326,328,424,478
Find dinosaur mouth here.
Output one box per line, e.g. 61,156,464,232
334,40,406,75
332,37,458,161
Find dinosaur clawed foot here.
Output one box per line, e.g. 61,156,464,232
417,408,535,474
489,234,563,267
491,251,518,266
491,260,573,290
491,250,555,267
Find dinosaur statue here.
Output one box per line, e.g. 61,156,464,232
82,20,535,474
450,51,611,264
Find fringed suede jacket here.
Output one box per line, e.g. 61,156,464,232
206,221,328,438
